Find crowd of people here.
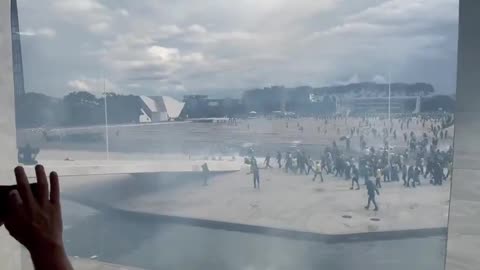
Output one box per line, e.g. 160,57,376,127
245,113,454,212
0,113,453,270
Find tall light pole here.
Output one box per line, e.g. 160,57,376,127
388,71,391,123
103,78,110,160
388,71,391,181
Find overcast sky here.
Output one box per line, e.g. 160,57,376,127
17,0,458,97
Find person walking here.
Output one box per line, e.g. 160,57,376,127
285,152,292,173
276,151,282,168
306,156,314,175
433,162,443,186
375,168,382,188
201,162,210,186
350,165,360,190
407,165,415,187
401,163,408,186
413,165,422,187
251,157,260,189
312,161,324,182
264,153,272,168
365,179,380,211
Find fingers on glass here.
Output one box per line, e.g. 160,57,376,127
49,171,60,204
14,166,35,211
35,165,49,205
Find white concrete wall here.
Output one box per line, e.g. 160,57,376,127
162,96,185,119
0,1,23,269
0,0,17,179
152,111,168,122
445,1,480,269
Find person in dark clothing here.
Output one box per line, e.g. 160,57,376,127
251,157,260,189
432,137,439,147
383,165,390,182
425,159,433,179
433,162,443,186
351,165,360,190
360,138,367,150
264,153,272,168
285,152,292,173
201,162,210,186
410,139,416,151
276,151,282,168
412,165,422,187
297,151,305,175
332,140,338,153
334,157,344,177
365,179,380,211
407,165,415,187
401,164,408,186
391,164,399,181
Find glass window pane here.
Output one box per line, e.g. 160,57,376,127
5,0,459,269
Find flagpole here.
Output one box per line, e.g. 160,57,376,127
388,70,391,181
103,77,110,160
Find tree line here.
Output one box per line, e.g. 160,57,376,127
15,91,142,129
15,88,455,129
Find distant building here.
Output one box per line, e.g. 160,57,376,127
182,95,209,118
139,96,185,122
337,96,421,114
242,82,433,115
10,0,25,98
183,95,243,118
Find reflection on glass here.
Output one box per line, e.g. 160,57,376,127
9,0,458,269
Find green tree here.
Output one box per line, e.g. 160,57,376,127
62,91,102,126
15,93,63,128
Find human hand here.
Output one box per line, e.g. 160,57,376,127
3,165,63,256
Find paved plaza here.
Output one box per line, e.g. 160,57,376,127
116,166,450,235
21,116,453,236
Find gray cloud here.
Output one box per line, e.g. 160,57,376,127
17,0,459,97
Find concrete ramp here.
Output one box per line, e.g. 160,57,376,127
23,159,242,178
71,258,145,270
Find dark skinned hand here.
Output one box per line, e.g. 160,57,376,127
1,165,73,270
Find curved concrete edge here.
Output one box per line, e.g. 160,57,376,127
71,257,145,270
64,195,447,244
22,160,242,178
